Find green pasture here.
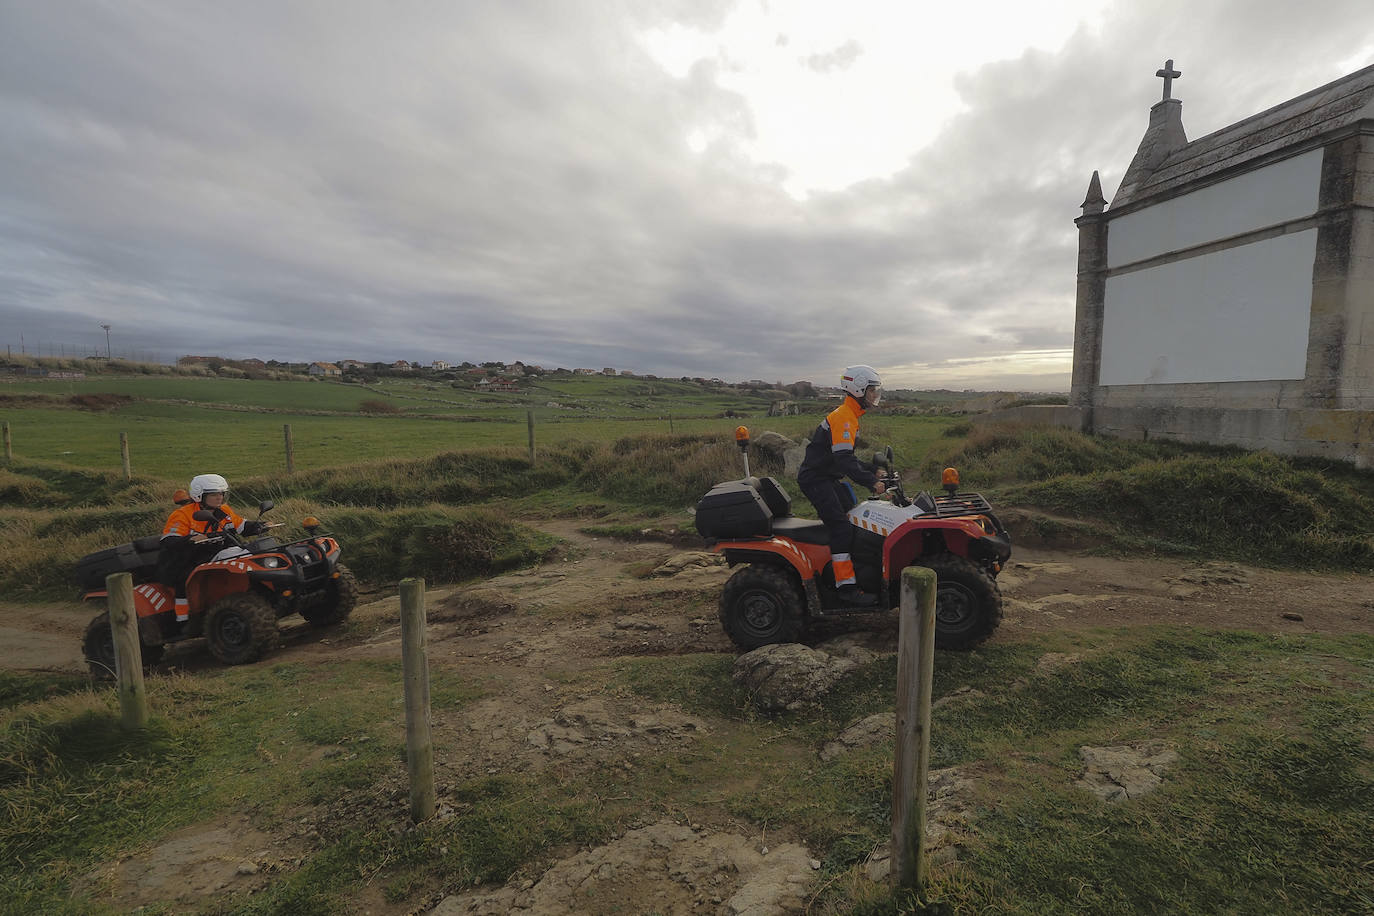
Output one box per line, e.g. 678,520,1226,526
0,374,963,480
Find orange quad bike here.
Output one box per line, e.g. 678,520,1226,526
696,440,1011,651
76,500,358,676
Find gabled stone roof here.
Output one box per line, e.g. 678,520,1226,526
1112,62,1374,210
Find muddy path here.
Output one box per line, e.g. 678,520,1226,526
4,523,1371,913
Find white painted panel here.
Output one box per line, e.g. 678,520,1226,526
1100,230,1316,386
1108,149,1322,268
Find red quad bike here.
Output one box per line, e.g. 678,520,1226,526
696,443,1012,651
76,500,358,676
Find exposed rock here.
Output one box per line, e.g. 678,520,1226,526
653,552,725,576
526,698,707,756
783,446,805,479
931,686,986,710
732,643,858,713
1077,742,1179,802
862,766,980,880
820,713,893,762
1034,652,1082,674
429,821,814,915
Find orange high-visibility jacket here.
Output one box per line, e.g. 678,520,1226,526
797,395,878,489
161,501,245,539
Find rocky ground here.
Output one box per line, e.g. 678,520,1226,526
4,519,1371,913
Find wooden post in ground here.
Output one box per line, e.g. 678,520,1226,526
668,413,674,434
400,578,436,823
891,565,937,889
283,424,295,474
3,421,11,461
527,410,535,462
119,431,131,480
106,572,148,730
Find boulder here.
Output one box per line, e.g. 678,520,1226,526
732,643,858,713
751,430,798,465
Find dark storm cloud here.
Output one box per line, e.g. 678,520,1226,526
1,0,1371,387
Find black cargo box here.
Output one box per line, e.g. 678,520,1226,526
74,535,163,590
694,480,772,539
754,476,792,518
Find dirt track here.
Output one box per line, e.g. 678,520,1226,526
5,524,1371,913
9,524,1369,678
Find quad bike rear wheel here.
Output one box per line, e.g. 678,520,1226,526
302,563,358,627
720,565,805,650
82,611,164,680
204,593,279,665
914,553,1002,650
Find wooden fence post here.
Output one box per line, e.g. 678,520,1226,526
106,572,148,730
3,421,11,461
892,566,937,890
119,431,131,480
527,410,535,462
283,424,295,474
400,578,436,823
668,413,674,434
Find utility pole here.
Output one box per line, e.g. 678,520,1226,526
101,324,112,358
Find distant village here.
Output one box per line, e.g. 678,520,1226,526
168,355,816,395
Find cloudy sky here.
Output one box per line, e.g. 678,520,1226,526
3,1,1372,389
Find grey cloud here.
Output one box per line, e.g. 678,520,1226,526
2,0,1372,388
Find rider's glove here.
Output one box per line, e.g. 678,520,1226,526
242,520,267,536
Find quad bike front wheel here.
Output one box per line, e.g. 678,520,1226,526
302,563,358,628
204,593,280,665
913,553,1003,650
82,611,164,680
719,565,805,650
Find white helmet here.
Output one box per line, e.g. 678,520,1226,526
189,474,229,502
840,365,882,405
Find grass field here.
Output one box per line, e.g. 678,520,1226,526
0,375,962,479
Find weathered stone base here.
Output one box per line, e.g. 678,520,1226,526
975,404,1373,468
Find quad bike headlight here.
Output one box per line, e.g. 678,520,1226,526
260,556,283,569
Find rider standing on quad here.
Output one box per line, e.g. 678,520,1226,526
159,474,261,623
797,365,887,607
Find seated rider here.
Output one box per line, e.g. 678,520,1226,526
796,365,887,607
158,474,261,623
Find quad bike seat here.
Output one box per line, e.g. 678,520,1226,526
769,517,830,544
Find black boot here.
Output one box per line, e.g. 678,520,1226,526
836,584,877,607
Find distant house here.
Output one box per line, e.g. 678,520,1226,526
432,360,450,370
602,368,616,376
339,359,368,370
620,369,634,376
574,368,597,375
478,377,518,392
309,362,341,377
392,360,413,371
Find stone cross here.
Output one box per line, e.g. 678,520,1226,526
1156,59,1181,100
